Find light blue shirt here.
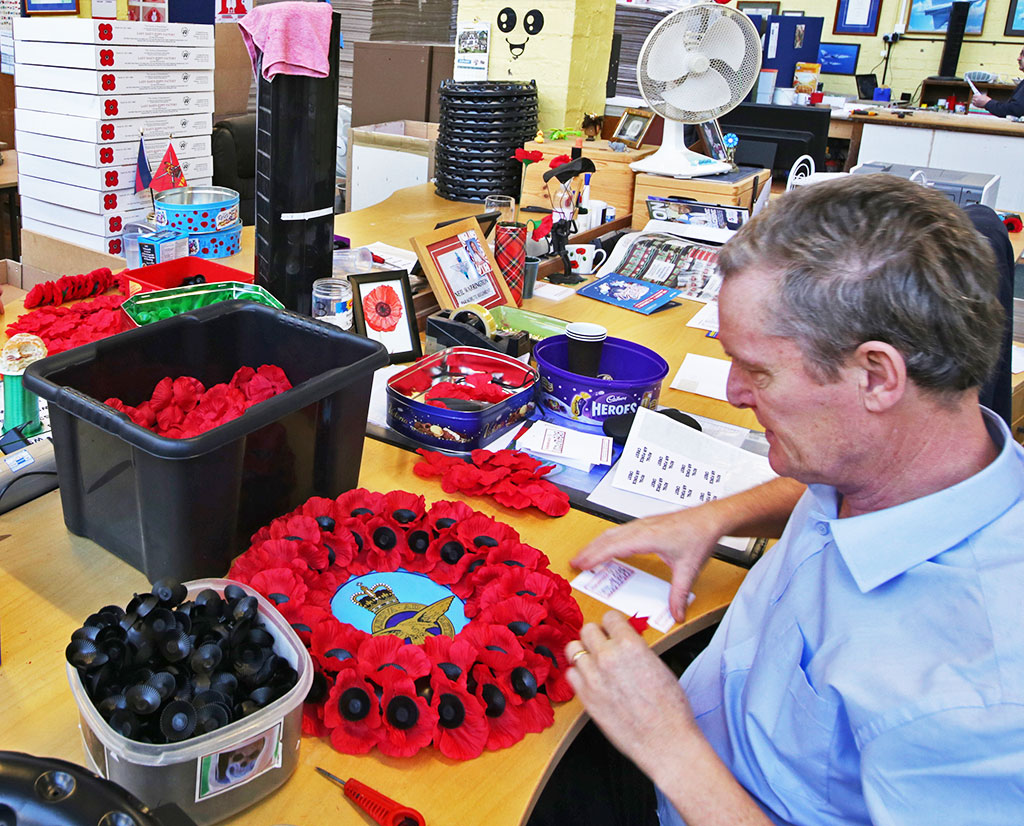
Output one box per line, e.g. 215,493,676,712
658,411,1024,826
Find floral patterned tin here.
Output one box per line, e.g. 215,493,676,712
187,221,242,259
387,347,536,452
154,186,240,234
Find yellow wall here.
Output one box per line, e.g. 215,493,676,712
795,0,1020,99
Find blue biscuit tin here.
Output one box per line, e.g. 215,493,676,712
154,185,240,235
188,221,243,259
386,347,536,452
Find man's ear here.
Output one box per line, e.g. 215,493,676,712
852,341,906,412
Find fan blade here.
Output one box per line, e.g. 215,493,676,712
645,27,686,83
663,70,732,113
698,15,747,72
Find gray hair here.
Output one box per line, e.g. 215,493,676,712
717,174,1004,394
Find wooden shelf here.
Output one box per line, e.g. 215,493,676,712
921,78,1016,105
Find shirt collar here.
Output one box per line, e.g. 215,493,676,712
808,409,1024,593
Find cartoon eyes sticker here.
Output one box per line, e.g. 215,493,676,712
497,7,516,33
523,9,544,35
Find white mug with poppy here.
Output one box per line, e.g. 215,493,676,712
566,244,607,275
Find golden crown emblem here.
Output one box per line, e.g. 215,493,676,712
351,583,399,614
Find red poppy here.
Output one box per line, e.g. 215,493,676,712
462,624,524,673
227,540,305,584
424,499,475,535
513,148,543,165
424,531,479,586
269,514,322,544
469,566,558,617
531,213,553,241
278,602,333,648
423,635,479,686
523,624,574,702
469,664,526,750
249,567,309,608
362,284,403,333
303,700,329,738
476,595,548,639
299,496,346,526
336,488,387,518
324,668,384,755
454,513,520,549
383,490,427,526
485,540,548,571
311,621,368,673
376,674,437,758
628,614,650,633
548,154,571,168
361,515,408,572
430,674,488,760
358,634,432,680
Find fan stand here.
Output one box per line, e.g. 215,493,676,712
630,120,732,179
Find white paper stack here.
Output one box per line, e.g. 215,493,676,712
13,18,215,255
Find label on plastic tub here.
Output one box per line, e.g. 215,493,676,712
194,721,283,801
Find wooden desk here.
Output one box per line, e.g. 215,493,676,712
0,440,746,826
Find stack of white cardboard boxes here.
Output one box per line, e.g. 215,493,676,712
13,18,215,256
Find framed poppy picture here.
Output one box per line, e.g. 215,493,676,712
410,217,514,312
349,269,422,364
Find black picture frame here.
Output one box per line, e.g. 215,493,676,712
1006,0,1024,36
349,269,422,364
819,42,861,74
737,1,782,17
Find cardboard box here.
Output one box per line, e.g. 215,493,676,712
351,42,453,128
13,18,213,46
19,153,214,191
17,131,212,167
14,42,214,71
346,120,438,212
15,64,215,94
213,22,253,122
15,109,213,143
22,216,125,255
21,195,148,237
519,138,659,216
16,87,214,120
19,173,213,215
631,168,772,231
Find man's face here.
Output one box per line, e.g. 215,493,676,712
1017,48,1024,73
717,268,864,485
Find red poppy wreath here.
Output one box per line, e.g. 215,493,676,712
228,488,582,760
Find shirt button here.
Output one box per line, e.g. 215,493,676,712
816,522,829,536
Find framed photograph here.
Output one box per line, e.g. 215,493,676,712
24,0,78,13
349,269,422,364
908,0,985,33
612,107,655,149
782,9,805,15
409,217,514,312
833,0,882,34
697,121,728,161
818,42,861,74
737,1,781,17
1007,0,1024,35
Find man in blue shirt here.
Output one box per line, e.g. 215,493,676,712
567,174,1024,825
971,46,1024,117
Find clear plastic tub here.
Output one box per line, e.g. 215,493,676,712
66,578,313,825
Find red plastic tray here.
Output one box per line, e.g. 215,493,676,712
121,257,254,296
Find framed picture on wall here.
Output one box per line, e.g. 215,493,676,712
818,42,861,74
737,1,781,17
833,0,882,34
1005,0,1024,35
782,9,806,15
349,269,422,364
907,0,986,33
24,0,78,13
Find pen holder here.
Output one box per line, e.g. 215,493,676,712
494,222,527,306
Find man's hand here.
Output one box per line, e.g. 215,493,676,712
565,612,698,774
972,92,992,107
572,508,722,622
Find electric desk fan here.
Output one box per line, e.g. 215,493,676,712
630,3,762,179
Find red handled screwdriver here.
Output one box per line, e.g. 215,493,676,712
315,767,426,826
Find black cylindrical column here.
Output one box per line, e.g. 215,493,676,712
254,12,341,314
936,2,971,80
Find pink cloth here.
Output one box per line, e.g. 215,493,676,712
239,1,334,82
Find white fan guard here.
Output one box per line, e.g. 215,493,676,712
638,5,762,124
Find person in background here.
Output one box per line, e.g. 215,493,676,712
971,46,1024,116
559,175,1024,826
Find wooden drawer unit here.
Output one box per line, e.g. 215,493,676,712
631,168,772,231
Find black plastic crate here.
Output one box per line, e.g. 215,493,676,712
24,301,388,581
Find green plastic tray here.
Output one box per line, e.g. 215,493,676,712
122,282,284,326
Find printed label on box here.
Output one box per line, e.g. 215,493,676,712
15,109,213,143
14,64,215,94
16,87,214,120
14,17,213,46
14,41,215,70
21,196,148,237
16,131,212,168
195,721,282,801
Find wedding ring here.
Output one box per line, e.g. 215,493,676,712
570,649,589,664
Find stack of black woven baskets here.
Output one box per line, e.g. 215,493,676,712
435,80,539,203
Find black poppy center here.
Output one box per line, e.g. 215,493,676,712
408,530,430,554
511,667,538,699
535,644,558,667
386,695,419,729
375,301,393,318
440,541,465,565
325,647,353,662
435,517,456,530
340,686,371,721
351,507,373,517
373,526,397,550
473,535,498,548
268,593,289,604
467,558,486,573
507,621,530,636
315,515,336,532
481,684,506,717
393,508,417,524
307,672,328,704
438,661,462,680
437,693,466,728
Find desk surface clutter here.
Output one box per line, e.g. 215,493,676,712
0,184,757,826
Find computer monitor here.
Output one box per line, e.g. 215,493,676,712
717,103,831,176
855,73,879,100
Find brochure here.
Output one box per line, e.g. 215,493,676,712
576,273,683,315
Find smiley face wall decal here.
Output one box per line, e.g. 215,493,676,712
496,6,544,60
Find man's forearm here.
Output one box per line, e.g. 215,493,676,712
700,476,805,541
